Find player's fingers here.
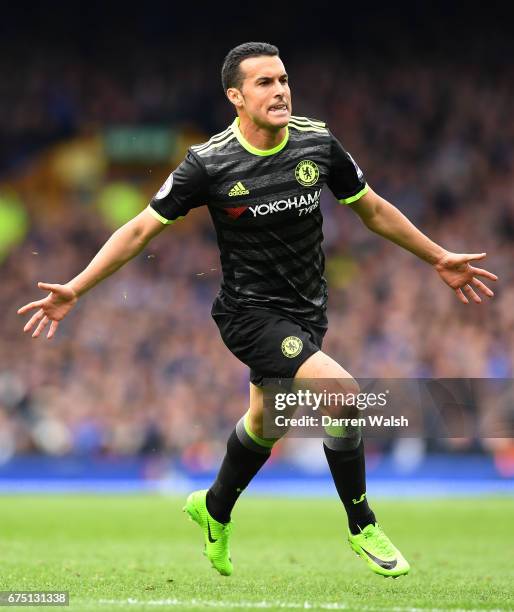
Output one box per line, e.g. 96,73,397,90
469,266,498,281
23,309,45,332
17,299,45,315
461,252,487,262
463,284,482,304
472,277,494,297
32,315,49,338
47,320,59,339
455,288,469,304
38,281,61,292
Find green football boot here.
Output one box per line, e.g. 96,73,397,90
183,489,233,576
348,523,410,578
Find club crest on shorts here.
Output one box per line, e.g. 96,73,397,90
295,160,319,187
281,336,303,358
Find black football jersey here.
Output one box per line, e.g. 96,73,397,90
148,115,368,322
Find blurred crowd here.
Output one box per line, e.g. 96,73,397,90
1,36,513,462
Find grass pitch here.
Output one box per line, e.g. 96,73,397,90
0,495,513,611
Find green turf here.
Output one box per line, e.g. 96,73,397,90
0,495,513,611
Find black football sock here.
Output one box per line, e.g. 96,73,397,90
206,414,274,524
323,436,376,535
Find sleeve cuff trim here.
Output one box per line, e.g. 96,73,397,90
338,184,369,205
146,205,183,225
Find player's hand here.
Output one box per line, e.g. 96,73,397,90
17,282,78,339
434,252,498,304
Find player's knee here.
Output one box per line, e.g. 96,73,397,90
247,405,286,442
320,377,361,420
249,383,290,441
247,408,264,438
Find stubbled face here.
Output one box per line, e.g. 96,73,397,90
227,55,291,129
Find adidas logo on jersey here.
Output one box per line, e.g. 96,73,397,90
228,182,250,196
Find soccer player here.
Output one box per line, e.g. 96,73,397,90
18,42,497,579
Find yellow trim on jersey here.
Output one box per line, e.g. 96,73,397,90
231,117,289,156
146,205,184,225
338,184,369,205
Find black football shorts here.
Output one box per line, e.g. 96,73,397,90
211,294,327,386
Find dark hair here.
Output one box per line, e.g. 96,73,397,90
221,42,279,91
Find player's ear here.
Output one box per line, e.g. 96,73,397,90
227,87,243,109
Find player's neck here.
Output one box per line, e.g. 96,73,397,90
237,115,287,151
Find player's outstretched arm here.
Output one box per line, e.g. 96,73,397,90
17,209,166,339
348,187,498,304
